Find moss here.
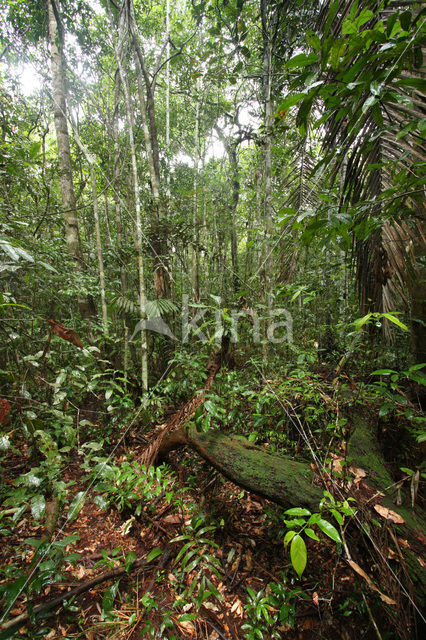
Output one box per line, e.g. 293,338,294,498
186,425,323,510
348,417,393,488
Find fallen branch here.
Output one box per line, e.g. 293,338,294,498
0,548,169,639
140,335,230,467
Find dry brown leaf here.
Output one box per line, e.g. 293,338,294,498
72,565,87,580
244,549,253,571
417,556,426,569
397,538,409,548
348,560,396,605
350,465,367,478
163,514,181,525
177,620,195,635
231,598,243,616
374,504,404,524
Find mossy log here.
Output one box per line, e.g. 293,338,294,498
157,419,426,617
159,424,323,510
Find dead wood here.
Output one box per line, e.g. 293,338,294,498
0,548,170,639
140,335,230,467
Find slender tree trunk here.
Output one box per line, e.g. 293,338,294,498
67,122,108,334
165,0,170,198
227,144,240,293
192,96,200,300
90,167,108,333
48,0,94,322
107,0,148,391
128,1,169,300
262,20,273,296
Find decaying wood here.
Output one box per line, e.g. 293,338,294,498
158,423,323,510
140,335,230,467
0,549,169,638
155,418,426,620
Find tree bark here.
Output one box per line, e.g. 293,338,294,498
128,1,169,300
107,0,148,391
159,423,322,510
48,0,95,322
155,417,426,614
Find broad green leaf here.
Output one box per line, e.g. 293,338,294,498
125,550,137,573
284,507,311,516
1,574,27,618
317,518,342,543
94,495,108,510
276,93,306,113
68,491,85,522
331,509,344,526
371,369,397,375
290,535,307,578
408,363,426,372
285,53,318,70
31,494,46,520
146,548,162,563
353,313,372,330
381,313,408,331
305,528,320,541
102,579,120,612
283,530,296,548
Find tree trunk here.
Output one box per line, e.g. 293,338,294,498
107,0,148,391
155,417,426,614
192,95,200,300
159,423,322,510
129,1,169,300
48,0,94,322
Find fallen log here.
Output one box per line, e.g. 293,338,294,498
156,418,426,626
158,424,323,510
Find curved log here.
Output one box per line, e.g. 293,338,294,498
157,419,426,621
159,424,323,510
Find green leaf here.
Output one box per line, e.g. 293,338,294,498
146,548,162,563
68,491,85,522
381,313,408,331
371,369,397,375
362,95,377,114
125,550,137,573
353,313,372,330
400,10,411,31
284,507,311,516
276,93,306,113
283,530,296,548
331,509,344,526
94,495,109,510
408,363,426,372
102,579,120,612
29,141,42,160
290,535,307,578
31,495,46,520
305,528,320,541
1,575,27,619
317,519,342,543
285,53,318,70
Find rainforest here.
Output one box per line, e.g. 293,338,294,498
0,1,425,639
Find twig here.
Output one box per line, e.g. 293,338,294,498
362,592,383,640
0,553,154,637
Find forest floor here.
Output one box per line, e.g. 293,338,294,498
1,411,415,640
